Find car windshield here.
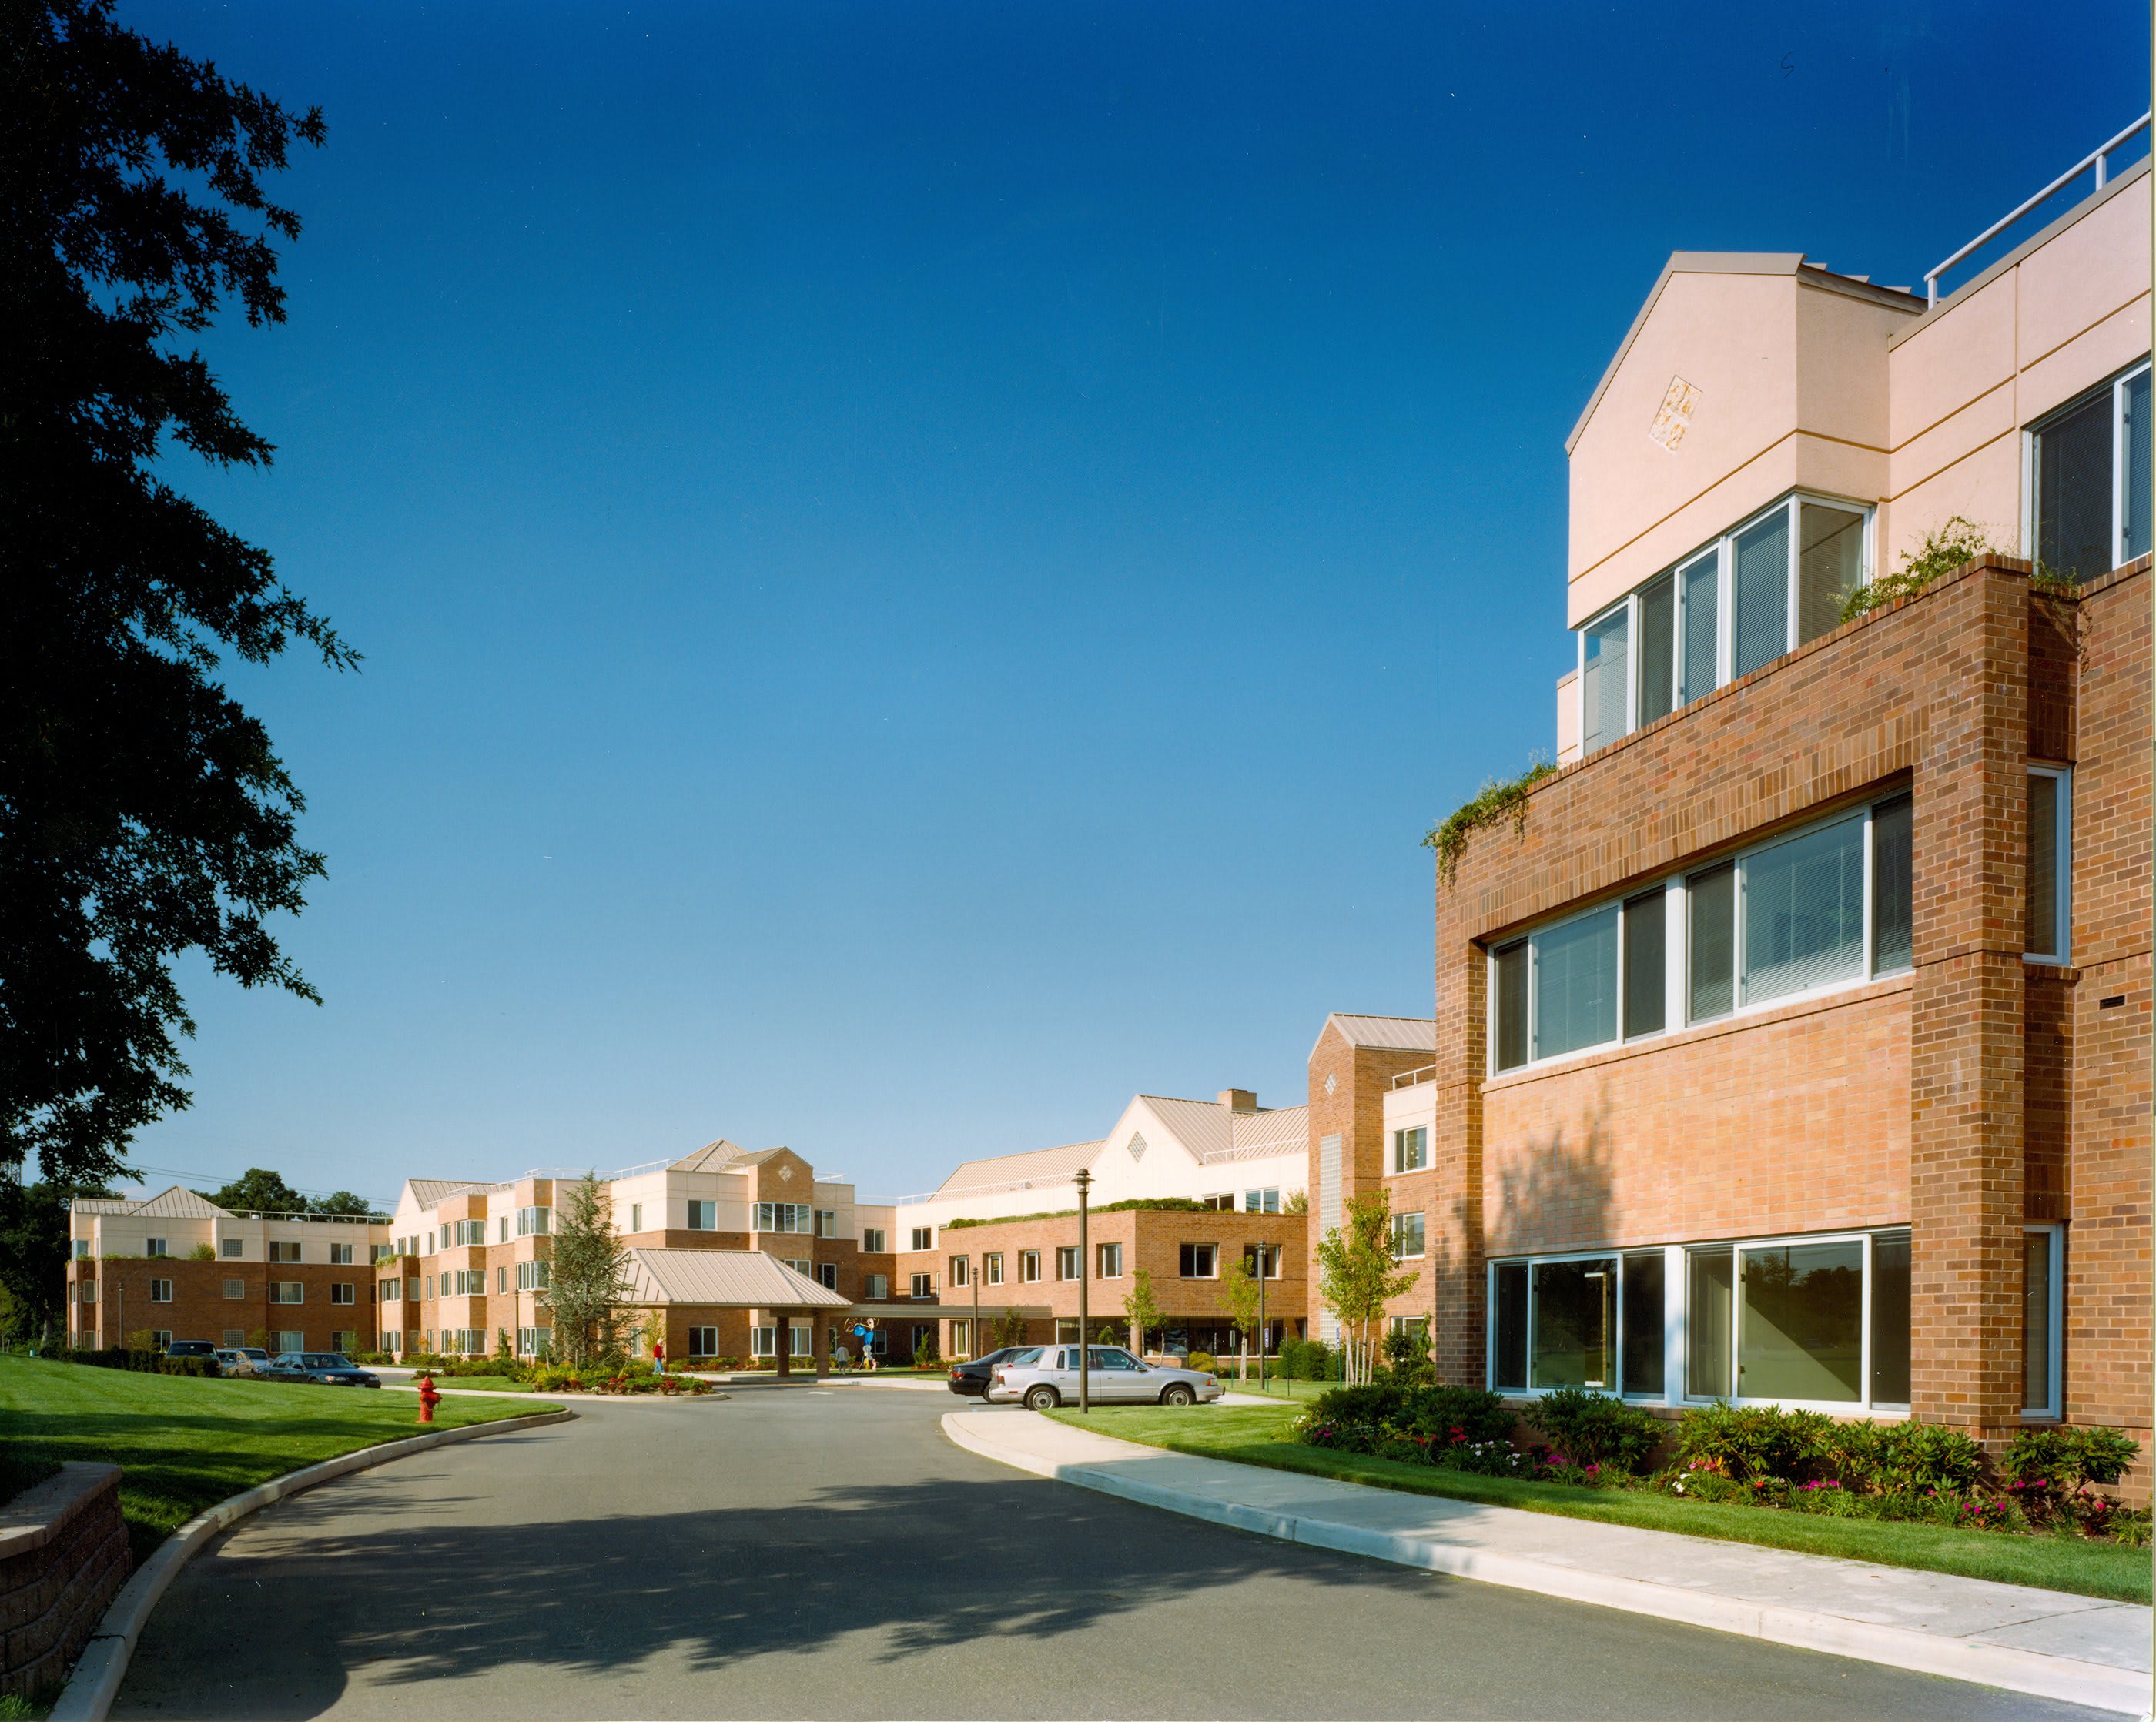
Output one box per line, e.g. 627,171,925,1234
1008,1347,1043,1366
301,1355,343,1367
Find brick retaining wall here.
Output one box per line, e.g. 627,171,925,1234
0,1463,129,1702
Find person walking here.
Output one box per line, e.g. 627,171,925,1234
652,1333,666,1376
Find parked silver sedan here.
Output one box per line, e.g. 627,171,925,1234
986,1344,1221,1410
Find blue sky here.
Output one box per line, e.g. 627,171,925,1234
109,0,2148,1208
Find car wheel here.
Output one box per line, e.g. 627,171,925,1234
1160,1383,1195,1406
1023,1385,1061,1412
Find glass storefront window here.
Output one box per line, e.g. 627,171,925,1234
1738,1240,1863,1403
1686,1247,1732,1399
1620,1250,1664,1397
1870,1231,1911,1406
1492,1262,1528,1391
1530,1258,1615,1390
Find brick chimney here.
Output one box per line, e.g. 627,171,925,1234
1217,1088,1258,1113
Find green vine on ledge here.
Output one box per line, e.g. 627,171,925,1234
1423,756,1556,887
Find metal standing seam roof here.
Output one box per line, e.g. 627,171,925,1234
74,1185,227,1219
666,1139,751,1174
1311,1013,1438,1058
622,1247,849,1309
930,1139,1102,1198
403,1179,486,1209
1218,1104,1310,1162
1131,1095,1232,1160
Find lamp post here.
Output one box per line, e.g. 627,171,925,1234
1075,1168,1091,1415
970,1254,979,1362
1257,1243,1268,1393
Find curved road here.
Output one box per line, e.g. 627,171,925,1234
113,1386,2113,1720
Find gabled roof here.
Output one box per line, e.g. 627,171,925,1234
404,1178,485,1209
668,1139,750,1174
72,1185,229,1219
931,1139,1101,1199
622,1247,849,1309
1130,1096,1230,1161
1311,1013,1438,1058
1565,252,1921,454
1222,1103,1308,1162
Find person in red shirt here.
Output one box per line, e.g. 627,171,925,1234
652,1334,666,1376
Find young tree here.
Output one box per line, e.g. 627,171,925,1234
1120,1268,1161,1356
1316,1192,1416,1386
546,1174,632,1367
1217,1251,1263,1380
991,1307,1026,1350
2,2,353,1192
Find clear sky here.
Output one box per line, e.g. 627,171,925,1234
106,0,2148,1209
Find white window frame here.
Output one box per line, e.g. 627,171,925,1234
983,1252,1004,1286
2025,764,2073,965
1390,1128,1428,1175
1491,796,1907,1076
220,1237,243,1259
1388,1212,1426,1261
862,1228,886,1253
909,1272,934,1299
1576,490,1875,750
865,1273,889,1300
2022,1222,2066,1419
1096,1242,1123,1279
146,1237,168,1257
1019,1249,1041,1283
2023,358,2152,574
949,1254,969,1288
1488,1228,1908,1415
687,1201,718,1232
1244,1187,1281,1212
1055,1246,1080,1281
911,1226,933,1252
1180,1242,1218,1279
150,1279,173,1303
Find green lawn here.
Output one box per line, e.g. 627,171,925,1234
396,1376,540,1393
0,1356,543,1563
1048,1403,2151,1603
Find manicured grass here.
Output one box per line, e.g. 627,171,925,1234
395,1376,540,1393
1048,1403,2151,1604
0,1355,543,1563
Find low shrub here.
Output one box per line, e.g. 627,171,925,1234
52,1348,216,1379
1525,1387,1667,1474
1673,1401,1835,1483
1187,1352,1216,1374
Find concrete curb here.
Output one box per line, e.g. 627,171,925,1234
942,1412,2147,1717
50,1408,574,1722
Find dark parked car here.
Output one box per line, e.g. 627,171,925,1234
265,1353,381,1388
163,1341,217,1361
946,1346,1038,1398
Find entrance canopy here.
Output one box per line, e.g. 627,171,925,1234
622,1248,850,1310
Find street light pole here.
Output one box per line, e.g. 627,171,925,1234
1257,1244,1267,1393
1076,1168,1091,1415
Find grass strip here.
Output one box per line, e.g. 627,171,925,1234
1047,1403,2150,1604
0,1354,542,1564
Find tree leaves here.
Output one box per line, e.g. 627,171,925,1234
2,2,349,1186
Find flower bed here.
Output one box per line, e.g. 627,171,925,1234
1292,1383,2149,1548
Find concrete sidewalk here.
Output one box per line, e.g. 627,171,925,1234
943,1408,2152,1717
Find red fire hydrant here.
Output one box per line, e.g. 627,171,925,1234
416,1371,441,1425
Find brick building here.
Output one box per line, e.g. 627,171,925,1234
1391,147,2150,1465
380,1142,879,1365
65,1188,380,1356
894,1085,1314,1362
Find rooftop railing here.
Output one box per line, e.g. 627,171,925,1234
1925,112,2151,306
1391,1065,1437,1090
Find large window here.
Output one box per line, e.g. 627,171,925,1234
1491,795,1910,1073
686,1201,716,1231
862,1228,886,1253
756,1202,812,1233
2027,767,2071,963
1388,1211,1426,1261
517,1206,551,1237
1056,1246,1080,1280
1096,1242,1123,1279
1019,1249,1041,1283
1179,1243,1218,1279
1493,1229,1910,1411
2032,361,2151,580
1392,1128,1427,1174
1576,493,1871,754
